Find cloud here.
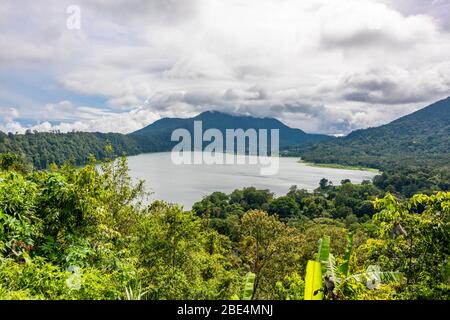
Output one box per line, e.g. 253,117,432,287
270,103,326,117
0,104,160,134
84,0,199,26
0,35,57,65
1,0,450,135
318,1,437,49
0,107,19,123
335,63,450,104
381,0,450,31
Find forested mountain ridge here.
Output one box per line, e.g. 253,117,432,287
131,110,332,150
0,131,142,169
298,96,450,169
0,111,332,169
1,97,449,172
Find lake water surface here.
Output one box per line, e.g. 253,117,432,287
127,152,378,209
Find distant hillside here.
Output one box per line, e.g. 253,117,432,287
3,97,448,172
298,96,450,169
0,131,141,169
130,110,331,152
0,111,331,169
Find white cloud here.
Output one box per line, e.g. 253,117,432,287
0,104,160,134
0,107,19,123
318,1,437,49
0,0,450,135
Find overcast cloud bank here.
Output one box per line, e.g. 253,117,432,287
1,0,450,135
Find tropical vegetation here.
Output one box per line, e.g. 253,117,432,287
0,151,448,300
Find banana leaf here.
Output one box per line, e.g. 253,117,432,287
326,253,341,286
342,265,403,289
304,260,323,300
317,235,330,274
241,272,256,300
339,232,353,277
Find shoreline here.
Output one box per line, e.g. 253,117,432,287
126,151,380,174
298,159,380,173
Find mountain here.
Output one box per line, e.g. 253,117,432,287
298,96,450,169
4,97,448,172
130,110,332,152
0,111,331,169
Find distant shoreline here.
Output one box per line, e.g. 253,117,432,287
126,151,380,174
298,159,380,173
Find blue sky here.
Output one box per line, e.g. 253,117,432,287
1,0,450,135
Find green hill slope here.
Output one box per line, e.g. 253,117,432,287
299,96,450,169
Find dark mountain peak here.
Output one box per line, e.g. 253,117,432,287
196,110,223,116
194,110,234,120
194,110,290,129
195,109,273,120
130,110,331,148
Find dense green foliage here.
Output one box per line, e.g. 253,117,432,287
1,153,447,300
0,131,142,169
0,156,240,299
193,180,383,236
373,166,450,197
372,193,450,299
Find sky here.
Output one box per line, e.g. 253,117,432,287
1,0,450,135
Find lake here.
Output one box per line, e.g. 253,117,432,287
126,152,378,209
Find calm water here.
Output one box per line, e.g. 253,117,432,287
126,152,378,209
